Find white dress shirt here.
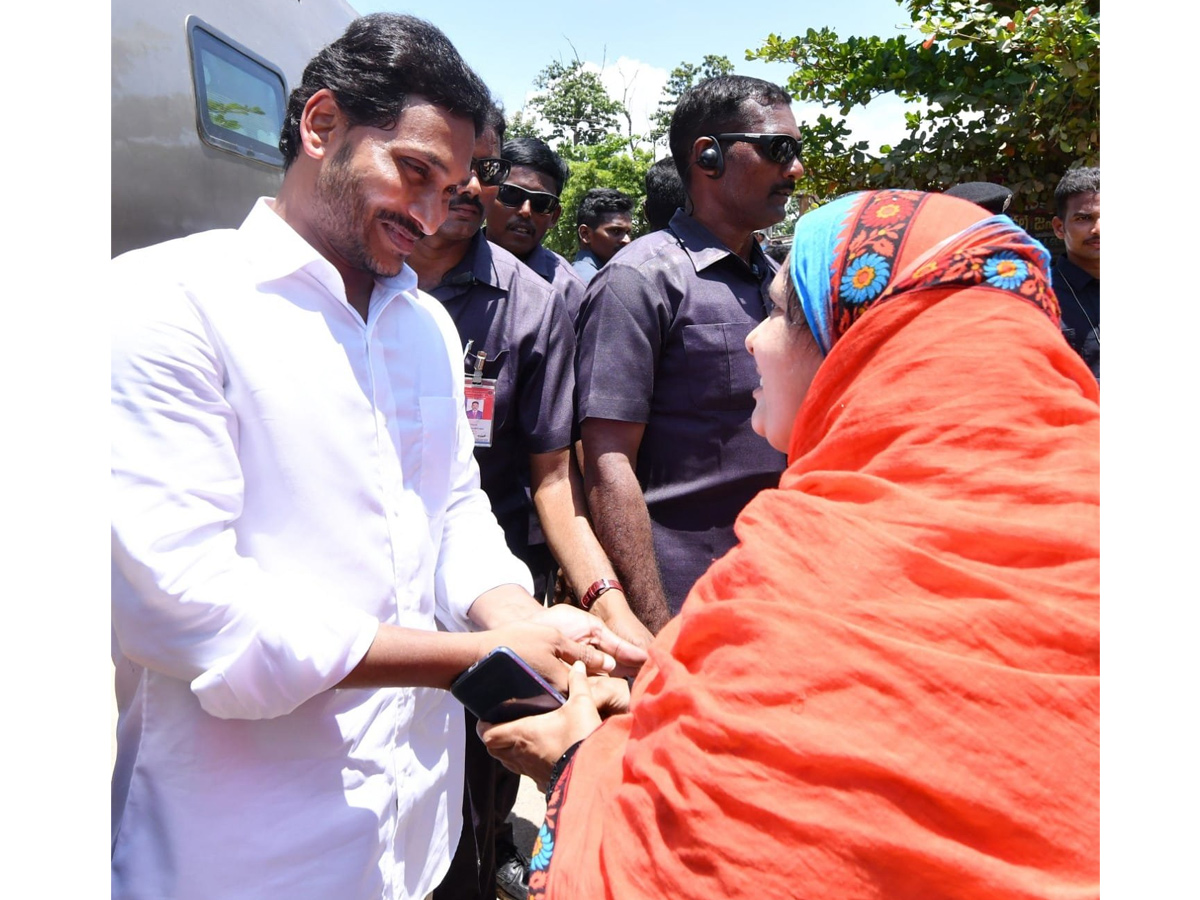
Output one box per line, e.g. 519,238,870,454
110,199,532,900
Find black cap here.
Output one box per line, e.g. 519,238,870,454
944,181,1013,215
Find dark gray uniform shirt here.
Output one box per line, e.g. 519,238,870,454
1051,254,1100,382
427,232,576,563
575,210,787,614
523,243,589,327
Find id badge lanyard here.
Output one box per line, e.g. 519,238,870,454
463,344,497,447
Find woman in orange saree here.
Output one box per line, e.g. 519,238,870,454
481,189,1099,899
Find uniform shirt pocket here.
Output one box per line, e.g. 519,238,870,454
681,322,760,411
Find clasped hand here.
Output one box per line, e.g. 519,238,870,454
478,660,630,791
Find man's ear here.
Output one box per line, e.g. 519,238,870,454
1051,216,1065,241
299,88,344,162
578,223,591,247
548,205,563,230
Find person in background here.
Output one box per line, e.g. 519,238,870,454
571,188,634,283
481,190,1099,900
111,15,644,900
1050,166,1099,381
407,105,651,900
485,136,588,325
643,157,686,232
573,75,798,632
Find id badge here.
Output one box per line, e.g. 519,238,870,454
464,378,497,447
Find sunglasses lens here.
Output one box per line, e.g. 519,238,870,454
474,158,510,186
768,137,798,164
497,184,522,207
497,184,559,214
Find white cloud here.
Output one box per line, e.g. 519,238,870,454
793,94,929,153
513,56,670,150
589,57,670,140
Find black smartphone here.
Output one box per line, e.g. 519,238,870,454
450,647,566,723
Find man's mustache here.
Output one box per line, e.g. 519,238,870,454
449,194,484,214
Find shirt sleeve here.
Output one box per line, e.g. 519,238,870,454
575,263,669,425
516,284,576,455
110,259,379,721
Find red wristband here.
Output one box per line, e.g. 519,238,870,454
579,578,624,611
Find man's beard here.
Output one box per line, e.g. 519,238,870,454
312,142,423,279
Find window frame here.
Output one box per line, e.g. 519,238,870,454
185,16,289,168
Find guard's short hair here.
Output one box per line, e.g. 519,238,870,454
668,75,793,187
644,157,686,231
500,137,570,195
280,14,491,168
484,103,507,143
577,188,635,230
1054,167,1100,219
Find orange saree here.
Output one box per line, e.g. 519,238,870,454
532,194,1099,899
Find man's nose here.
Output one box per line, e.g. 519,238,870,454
410,191,445,236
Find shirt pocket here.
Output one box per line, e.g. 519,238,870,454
681,322,760,411
417,395,458,522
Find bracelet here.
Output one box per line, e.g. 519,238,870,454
579,578,624,612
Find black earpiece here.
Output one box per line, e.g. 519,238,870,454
696,138,724,177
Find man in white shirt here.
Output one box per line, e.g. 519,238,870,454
110,14,642,900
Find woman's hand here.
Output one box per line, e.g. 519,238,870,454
532,603,648,678
477,621,604,693
586,672,631,718
479,661,602,792
586,591,655,653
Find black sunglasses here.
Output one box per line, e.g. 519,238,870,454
472,157,511,187
496,182,561,215
712,133,802,166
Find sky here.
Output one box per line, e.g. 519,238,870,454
352,0,920,150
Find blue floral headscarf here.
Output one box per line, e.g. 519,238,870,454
788,190,1059,356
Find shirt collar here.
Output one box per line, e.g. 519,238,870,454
573,247,602,267
667,209,773,281
439,231,502,290
1055,253,1099,289
238,197,419,304
522,243,557,281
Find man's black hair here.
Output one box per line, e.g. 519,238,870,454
668,75,793,188
1054,167,1100,219
280,14,491,168
644,157,686,231
576,188,635,230
499,137,570,195
484,102,507,143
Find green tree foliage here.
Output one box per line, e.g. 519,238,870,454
543,135,655,257
207,99,267,132
529,59,626,146
504,109,543,141
748,0,1099,211
649,54,735,145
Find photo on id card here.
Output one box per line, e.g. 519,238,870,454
464,379,496,447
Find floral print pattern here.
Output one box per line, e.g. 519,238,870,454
527,754,575,899
820,190,1059,347
984,252,1029,290
840,252,891,304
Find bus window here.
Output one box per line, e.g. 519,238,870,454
187,17,287,167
